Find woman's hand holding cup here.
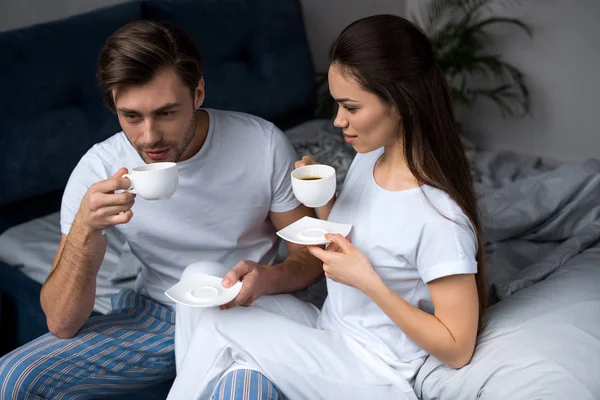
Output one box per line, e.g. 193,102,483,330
295,155,318,169
291,156,336,208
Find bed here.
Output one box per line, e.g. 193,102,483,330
3,116,600,399
1,0,600,398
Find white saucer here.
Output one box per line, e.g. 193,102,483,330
276,216,352,245
164,273,243,307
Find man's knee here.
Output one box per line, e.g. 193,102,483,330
0,343,44,399
212,369,282,400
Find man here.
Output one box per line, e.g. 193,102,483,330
0,20,322,399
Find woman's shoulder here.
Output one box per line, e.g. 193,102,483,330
418,186,472,228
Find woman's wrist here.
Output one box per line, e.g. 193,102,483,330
360,271,386,299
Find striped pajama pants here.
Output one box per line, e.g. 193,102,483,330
0,289,281,400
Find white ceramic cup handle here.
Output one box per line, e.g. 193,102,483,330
121,173,137,194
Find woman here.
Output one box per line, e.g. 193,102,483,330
168,14,486,400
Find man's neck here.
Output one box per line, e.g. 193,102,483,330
181,109,210,161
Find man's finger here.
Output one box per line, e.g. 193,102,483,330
90,192,135,212
108,209,133,226
111,167,132,191
220,284,251,310
222,261,251,288
93,169,133,194
112,167,129,179
100,201,135,217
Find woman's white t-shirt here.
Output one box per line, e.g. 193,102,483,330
318,147,478,364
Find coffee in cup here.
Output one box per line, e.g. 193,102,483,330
291,165,336,208
122,162,179,200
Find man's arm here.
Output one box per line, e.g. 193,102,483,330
41,168,134,338
41,229,106,339
220,205,324,309
262,205,324,294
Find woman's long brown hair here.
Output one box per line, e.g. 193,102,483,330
330,14,487,331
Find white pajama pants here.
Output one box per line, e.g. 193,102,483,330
167,254,422,400
168,292,423,400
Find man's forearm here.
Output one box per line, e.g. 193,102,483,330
41,223,105,338
263,247,323,295
316,195,336,221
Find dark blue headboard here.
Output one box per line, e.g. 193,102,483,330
142,0,316,128
0,0,315,228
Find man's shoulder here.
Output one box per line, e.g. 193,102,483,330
82,131,130,165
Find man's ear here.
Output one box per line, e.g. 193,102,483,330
194,77,206,109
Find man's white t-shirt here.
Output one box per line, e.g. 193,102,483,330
60,109,300,308
318,147,478,364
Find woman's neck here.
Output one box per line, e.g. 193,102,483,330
374,142,420,191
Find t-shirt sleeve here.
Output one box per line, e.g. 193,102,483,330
60,150,109,235
416,213,478,283
269,125,301,213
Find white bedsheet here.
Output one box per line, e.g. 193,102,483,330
0,212,141,314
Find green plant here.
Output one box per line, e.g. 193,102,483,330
421,0,532,117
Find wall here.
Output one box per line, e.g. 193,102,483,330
408,0,600,162
299,0,406,71
4,0,596,161
0,0,406,72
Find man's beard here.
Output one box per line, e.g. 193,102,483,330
172,109,198,162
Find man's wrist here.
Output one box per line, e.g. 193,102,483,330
260,263,284,296
70,218,103,245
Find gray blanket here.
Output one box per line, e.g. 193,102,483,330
474,151,600,302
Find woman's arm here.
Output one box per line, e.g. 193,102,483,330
365,274,479,369
307,233,479,369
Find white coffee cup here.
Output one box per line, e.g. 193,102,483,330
122,162,179,200
291,165,336,208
